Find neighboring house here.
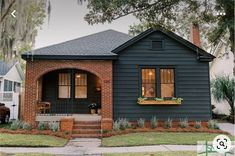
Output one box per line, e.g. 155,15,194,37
0,61,24,120
210,40,234,115
21,27,215,132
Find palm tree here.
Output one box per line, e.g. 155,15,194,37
211,75,234,123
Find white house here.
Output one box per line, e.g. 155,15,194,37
0,61,24,120
210,40,234,115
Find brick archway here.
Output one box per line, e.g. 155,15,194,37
23,60,113,130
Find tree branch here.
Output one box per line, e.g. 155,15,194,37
0,0,16,23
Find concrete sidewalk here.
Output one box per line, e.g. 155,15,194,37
0,145,197,155
218,123,235,136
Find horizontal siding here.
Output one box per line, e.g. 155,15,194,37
113,31,211,120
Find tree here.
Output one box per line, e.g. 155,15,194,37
211,76,235,123
0,0,49,61
84,0,234,74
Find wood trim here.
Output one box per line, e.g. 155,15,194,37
138,99,181,105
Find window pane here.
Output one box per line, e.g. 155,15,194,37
59,86,70,98
75,73,87,98
4,80,12,91
58,73,71,98
75,86,87,98
141,69,156,97
160,69,174,97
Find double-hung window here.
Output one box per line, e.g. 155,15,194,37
141,67,175,98
58,73,71,98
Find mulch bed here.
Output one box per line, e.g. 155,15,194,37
102,127,230,138
0,128,71,139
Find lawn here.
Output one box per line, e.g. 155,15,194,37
103,151,196,156
102,132,235,147
0,133,67,147
0,123,11,129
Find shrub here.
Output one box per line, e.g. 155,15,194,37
113,120,120,131
10,120,23,130
118,118,129,130
179,118,188,128
48,121,60,132
37,121,47,130
137,118,145,128
208,120,219,129
150,116,158,129
194,121,201,129
22,121,32,130
164,118,172,129
101,129,109,134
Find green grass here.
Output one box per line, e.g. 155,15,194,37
102,132,235,147
0,153,53,156
0,133,67,147
103,151,196,156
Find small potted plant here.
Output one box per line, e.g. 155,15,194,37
97,103,101,115
88,103,97,114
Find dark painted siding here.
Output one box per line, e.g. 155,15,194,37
42,69,101,114
113,31,211,120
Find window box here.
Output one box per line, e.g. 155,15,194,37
137,97,183,105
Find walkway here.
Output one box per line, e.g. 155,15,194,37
218,123,235,136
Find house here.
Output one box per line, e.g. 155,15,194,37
210,40,234,115
21,25,215,132
0,61,24,120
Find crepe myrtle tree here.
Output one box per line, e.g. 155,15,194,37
211,75,235,123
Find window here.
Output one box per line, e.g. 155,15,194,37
58,73,71,98
160,69,175,98
75,73,87,98
152,39,164,50
4,80,12,91
141,69,156,98
14,82,21,92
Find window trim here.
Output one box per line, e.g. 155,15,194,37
139,66,177,98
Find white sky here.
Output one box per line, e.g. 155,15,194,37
35,0,139,49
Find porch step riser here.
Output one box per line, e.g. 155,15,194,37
73,125,101,129
72,120,101,138
72,129,101,134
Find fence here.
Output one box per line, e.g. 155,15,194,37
0,92,20,120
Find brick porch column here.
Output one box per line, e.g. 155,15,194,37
23,62,37,125
101,62,113,130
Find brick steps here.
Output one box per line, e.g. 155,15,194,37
72,120,101,138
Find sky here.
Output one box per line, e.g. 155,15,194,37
35,0,139,49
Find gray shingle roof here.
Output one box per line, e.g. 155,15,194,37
0,61,15,76
23,30,132,58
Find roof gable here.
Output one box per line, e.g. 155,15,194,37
112,28,215,62
0,61,16,76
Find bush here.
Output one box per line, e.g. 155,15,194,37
113,120,120,131
118,118,129,130
164,118,172,129
10,120,23,130
150,116,158,129
137,118,145,128
208,120,219,129
179,118,188,128
48,121,60,132
194,121,201,129
22,122,32,130
37,121,47,130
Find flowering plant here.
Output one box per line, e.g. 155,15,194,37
88,103,98,109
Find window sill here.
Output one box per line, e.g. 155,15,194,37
137,98,182,105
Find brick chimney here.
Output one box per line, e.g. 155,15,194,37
190,23,201,47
